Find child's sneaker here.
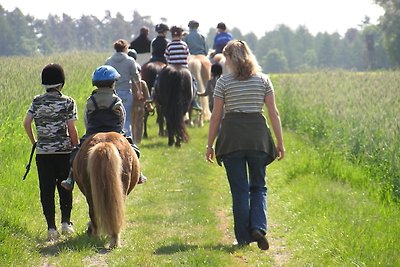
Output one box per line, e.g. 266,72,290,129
61,177,74,191
61,222,74,235
47,228,60,241
138,173,147,184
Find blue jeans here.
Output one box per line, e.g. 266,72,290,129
116,89,133,137
221,150,268,244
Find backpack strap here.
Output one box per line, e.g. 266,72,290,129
108,98,118,110
90,95,99,110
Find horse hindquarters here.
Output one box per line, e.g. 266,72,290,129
87,142,125,247
158,66,192,146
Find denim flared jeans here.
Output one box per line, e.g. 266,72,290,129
116,89,133,137
222,150,268,244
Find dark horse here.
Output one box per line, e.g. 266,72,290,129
155,65,193,147
73,132,140,248
140,61,166,137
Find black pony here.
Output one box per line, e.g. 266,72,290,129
155,65,193,147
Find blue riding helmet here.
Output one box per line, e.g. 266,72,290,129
92,65,121,82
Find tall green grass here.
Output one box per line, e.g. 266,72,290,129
273,70,400,201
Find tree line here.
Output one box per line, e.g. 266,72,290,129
0,0,399,72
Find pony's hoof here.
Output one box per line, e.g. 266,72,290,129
86,222,95,236
109,235,121,249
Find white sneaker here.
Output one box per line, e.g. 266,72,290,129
61,222,74,235
47,228,60,241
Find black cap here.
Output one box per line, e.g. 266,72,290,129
41,63,65,86
155,23,169,33
217,22,226,30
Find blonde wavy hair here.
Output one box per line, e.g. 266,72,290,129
223,40,261,80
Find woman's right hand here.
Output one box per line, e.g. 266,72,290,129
206,146,215,163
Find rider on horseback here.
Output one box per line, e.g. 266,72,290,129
165,25,202,112
184,20,208,56
150,23,170,64
61,65,147,191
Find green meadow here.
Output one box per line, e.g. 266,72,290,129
0,53,398,266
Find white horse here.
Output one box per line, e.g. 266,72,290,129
187,55,212,126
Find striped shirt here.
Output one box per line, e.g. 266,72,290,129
165,40,189,67
214,73,274,113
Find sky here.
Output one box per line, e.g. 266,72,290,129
1,0,384,37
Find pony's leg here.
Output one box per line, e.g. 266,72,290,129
109,233,121,249
168,134,174,146
86,199,97,236
143,111,149,138
175,135,182,148
185,110,194,127
167,123,174,146
157,111,166,137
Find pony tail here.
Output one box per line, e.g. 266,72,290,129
87,142,125,236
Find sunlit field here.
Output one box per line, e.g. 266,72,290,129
273,71,399,201
0,53,398,266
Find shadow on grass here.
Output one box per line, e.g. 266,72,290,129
38,232,109,256
154,242,247,255
141,139,169,149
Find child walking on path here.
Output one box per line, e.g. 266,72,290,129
23,63,79,240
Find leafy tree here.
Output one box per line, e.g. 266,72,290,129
315,32,336,68
262,48,288,73
77,15,102,51
293,26,314,69
230,27,244,41
243,32,258,52
102,12,131,49
5,8,38,55
374,0,400,66
0,4,394,70
302,49,318,70
0,6,11,55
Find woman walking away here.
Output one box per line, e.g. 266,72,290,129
23,63,79,241
205,40,285,250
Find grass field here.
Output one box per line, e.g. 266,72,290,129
0,53,398,266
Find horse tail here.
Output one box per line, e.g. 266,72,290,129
158,66,191,142
87,142,125,236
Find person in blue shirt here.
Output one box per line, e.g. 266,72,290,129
184,20,208,56
213,22,233,55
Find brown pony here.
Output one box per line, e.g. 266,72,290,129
140,61,167,137
73,132,140,248
188,55,212,126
